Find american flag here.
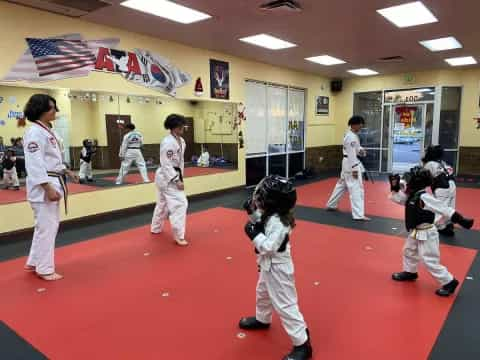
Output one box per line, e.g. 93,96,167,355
26,38,97,77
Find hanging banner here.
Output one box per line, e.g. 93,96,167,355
94,48,191,96
3,35,191,96
3,34,119,82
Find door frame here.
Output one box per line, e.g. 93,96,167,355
388,103,428,173
352,85,464,174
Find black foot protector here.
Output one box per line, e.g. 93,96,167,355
238,316,270,330
436,278,459,297
283,329,313,360
392,271,418,281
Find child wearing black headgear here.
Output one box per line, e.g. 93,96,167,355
2,149,20,190
240,175,313,360
422,145,457,236
389,166,474,296
78,139,96,183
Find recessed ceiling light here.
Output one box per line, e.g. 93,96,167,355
348,68,379,76
239,34,297,50
420,37,462,52
377,1,438,28
445,56,477,66
305,55,346,66
120,0,211,24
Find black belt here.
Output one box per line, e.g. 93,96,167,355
173,166,183,182
47,171,68,214
127,147,140,149
343,155,347,158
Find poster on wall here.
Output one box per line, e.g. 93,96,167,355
2,34,191,96
315,96,329,115
395,106,417,128
210,59,230,100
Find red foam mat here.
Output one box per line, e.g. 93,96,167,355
297,178,480,229
0,183,100,205
102,167,233,184
0,208,475,359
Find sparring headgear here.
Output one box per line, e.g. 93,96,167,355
83,139,92,147
403,166,432,194
254,175,296,215
422,145,444,163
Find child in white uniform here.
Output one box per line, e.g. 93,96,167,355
240,175,313,360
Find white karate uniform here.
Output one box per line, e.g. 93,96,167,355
116,130,149,184
326,129,366,219
3,157,20,188
78,147,93,181
197,151,210,167
151,134,188,240
23,122,66,276
424,160,456,230
390,190,455,285
249,211,308,347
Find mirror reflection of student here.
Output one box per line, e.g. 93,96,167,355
79,139,96,183
115,123,150,185
2,149,20,190
197,146,210,167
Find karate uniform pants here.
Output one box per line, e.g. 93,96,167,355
256,263,308,346
326,171,365,219
433,181,456,230
402,228,453,286
79,160,92,180
151,175,188,240
26,201,60,275
116,149,149,184
3,168,19,187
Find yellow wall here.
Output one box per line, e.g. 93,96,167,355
0,2,334,234
335,69,480,146
0,85,47,142
0,2,335,147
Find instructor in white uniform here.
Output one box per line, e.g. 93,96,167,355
23,94,78,281
326,115,369,220
151,114,188,246
116,123,150,185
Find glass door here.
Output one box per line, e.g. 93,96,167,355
390,104,426,173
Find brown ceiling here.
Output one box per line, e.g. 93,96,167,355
59,0,480,78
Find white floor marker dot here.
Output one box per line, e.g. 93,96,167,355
392,227,398,230
226,256,233,261
466,276,474,280
144,252,151,256
364,245,373,251
36,288,46,293
162,292,170,297
313,281,320,286
237,332,246,339
214,229,220,233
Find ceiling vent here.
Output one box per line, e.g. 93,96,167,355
6,0,112,17
260,0,302,12
377,56,405,63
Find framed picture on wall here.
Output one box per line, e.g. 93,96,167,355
210,59,230,100
315,96,329,115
